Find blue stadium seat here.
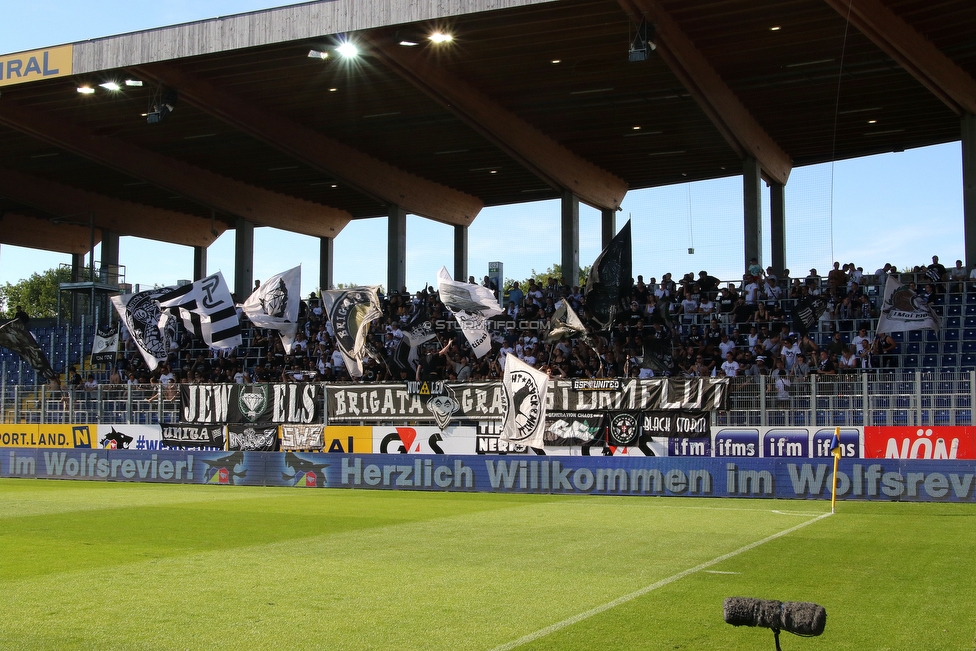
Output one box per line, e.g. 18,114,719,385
965,304,976,315
922,354,939,368
902,354,919,368
943,341,959,353
949,293,963,305
962,353,976,367
966,316,976,328
908,330,923,341
906,342,920,354
924,341,939,354
945,329,961,340
965,329,976,340
947,316,962,329
891,331,905,342
942,354,958,368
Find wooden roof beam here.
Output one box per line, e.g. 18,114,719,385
621,0,793,185
0,211,98,255
0,100,351,239
0,168,225,248
132,63,483,227
823,0,976,116
360,32,628,212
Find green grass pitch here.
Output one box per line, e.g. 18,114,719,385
0,479,973,650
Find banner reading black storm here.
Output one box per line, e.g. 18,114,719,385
325,378,727,423
180,383,321,424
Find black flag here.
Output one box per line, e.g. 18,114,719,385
0,319,58,381
584,220,632,329
791,295,827,337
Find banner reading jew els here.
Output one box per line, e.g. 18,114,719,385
180,383,320,424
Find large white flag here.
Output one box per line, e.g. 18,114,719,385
321,286,382,378
436,266,502,358
157,272,242,350
876,275,942,333
242,265,301,353
111,287,177,370
500,354,548,450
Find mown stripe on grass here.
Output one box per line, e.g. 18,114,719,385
489,511,833,651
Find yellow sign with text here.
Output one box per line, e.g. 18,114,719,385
322,426,372,454
0,424,94,448
0,45,73,87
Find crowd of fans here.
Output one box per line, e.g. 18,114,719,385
40,254,965,396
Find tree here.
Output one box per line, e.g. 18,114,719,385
0,266,74,320
504,263,591,292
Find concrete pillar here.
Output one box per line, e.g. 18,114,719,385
100,230,119,269
454,225,468,282
743,157,762,271
964,113,976,267
769,181,786,276
193,246,207,282
601,208,616,250
234,218,254,302
561,191,580,287
319,236,334,293
388,205,407,294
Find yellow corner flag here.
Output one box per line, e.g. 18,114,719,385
829,426,842,513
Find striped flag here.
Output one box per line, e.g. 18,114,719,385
157,272,242,350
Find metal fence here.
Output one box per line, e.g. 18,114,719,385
3,372,973,428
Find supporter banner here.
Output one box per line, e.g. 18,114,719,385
242,265,301,353
476,421,535,455
325,378,727,423
327,382,502,423
437,266,503,358
3,449,975,502
639,411,710,438
864,426,976,460
180,383,320,424
161,424,225,449
876,275,942,333
157,272,242,350
0,424,93,448
0,319,58,381
281,425,324,450
90,323,119,365
545,412,604,446
607,412,641,447
111,287,177,371
227,424,279,451
322,426,373,454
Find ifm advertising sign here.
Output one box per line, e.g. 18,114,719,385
0,46,72,87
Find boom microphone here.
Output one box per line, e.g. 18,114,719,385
723,597,826,636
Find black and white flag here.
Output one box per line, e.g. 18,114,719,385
321,286,382,378
90,323,119,365
437,266,502,358
111,287,177,371
544,300,593,347
0,319,58,381
500,354,548,450
584,219,632,329
242,265,301,353
389,299,436,376
791,295,827,337
157,272,242,350
877,275,942,333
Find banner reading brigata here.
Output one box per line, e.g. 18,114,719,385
325,378,727,423
180,384,320,424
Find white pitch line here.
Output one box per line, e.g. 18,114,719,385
488,511,833,651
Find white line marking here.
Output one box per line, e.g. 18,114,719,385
488,512,833,651
704,570,740,575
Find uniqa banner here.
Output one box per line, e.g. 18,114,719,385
180,383,321,424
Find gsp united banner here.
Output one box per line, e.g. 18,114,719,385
180,384,321,424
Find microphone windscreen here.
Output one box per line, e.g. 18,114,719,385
782,601,827,636
723,597,761,627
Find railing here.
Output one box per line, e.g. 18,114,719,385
2,372,973,427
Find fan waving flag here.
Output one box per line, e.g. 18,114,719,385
544,300,591,345
0,319,58,381
242,265,301,353
321,286,382,378
584,219,632,329
876,275,942,333
111,287,177,370
157,272,242,350
437,266,502,358
500,354,549,450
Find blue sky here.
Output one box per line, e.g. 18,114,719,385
0,1,966,296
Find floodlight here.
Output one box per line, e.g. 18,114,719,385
308,49,329,60
99,82,122,92
429,32,453,43
124,79,144,87
336,42,359,58
77,86,95,94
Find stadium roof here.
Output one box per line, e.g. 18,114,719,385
0,0,974,255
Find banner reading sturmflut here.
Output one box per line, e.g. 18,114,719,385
876,275,942,333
